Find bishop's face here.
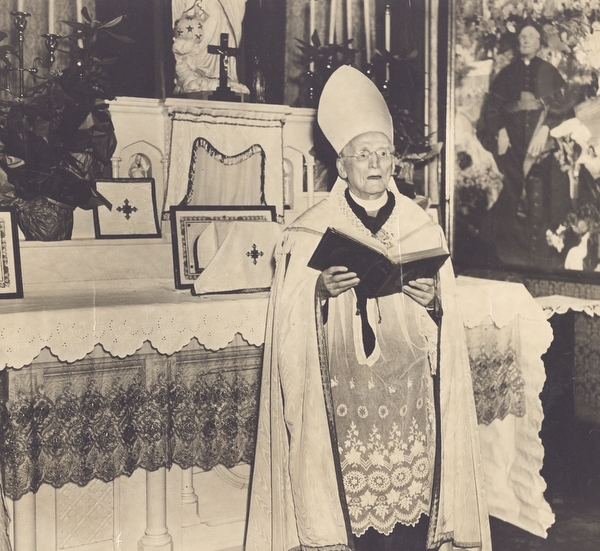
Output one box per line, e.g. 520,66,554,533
518,26,541,60
336,132,395,201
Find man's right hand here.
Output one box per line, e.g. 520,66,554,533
498,127,510,155
317,266,360,298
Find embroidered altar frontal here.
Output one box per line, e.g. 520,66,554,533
0,340,261,500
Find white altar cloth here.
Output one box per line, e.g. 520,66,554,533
0,276,555,538
535,294,600,318
0,279,268,369
457,276,555,538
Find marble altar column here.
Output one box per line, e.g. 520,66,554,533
138,469,173,551
13,493,36,551
181,468,200,526
306,156,316,208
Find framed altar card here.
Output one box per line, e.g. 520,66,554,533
0,207,23,299
93,179,161,239
170,205,277,290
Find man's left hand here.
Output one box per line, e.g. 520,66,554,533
527,124,550,157
404,278,436,307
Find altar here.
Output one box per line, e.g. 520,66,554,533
0,271,555,551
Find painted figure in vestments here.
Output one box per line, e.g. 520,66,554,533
478,23,574,266
171,0,249,94
246,66,492,551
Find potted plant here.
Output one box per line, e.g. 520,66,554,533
0,8,132,240
295,31,357,107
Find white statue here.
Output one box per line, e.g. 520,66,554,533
172,0,249,94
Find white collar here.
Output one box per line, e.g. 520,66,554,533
348,189,389,212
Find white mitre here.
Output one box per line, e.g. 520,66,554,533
317,65,394,153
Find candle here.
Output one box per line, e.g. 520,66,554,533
17,0,24,11
309,0,315,72
385,3,391,52
76,0,83,22
364,0,371,62
346,0,352,40
329,0,337,43
309,0,315,39
48,0,55,34
385,4,391,81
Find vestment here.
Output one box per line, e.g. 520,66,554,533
478,56,573,265
246,179,491,551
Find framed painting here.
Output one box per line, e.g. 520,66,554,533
0,207,23,299
446,0,600,282
93,179,162,239
170,205,277,290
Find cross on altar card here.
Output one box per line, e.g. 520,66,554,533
208,33,241,102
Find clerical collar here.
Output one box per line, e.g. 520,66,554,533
348,189,389,212
345,188,395,235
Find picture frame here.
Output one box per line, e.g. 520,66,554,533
446,1,600,283
0,207,23,299
170,205,277,290
93,178,161,239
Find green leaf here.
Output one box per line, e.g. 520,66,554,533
100,16,124,29
311,30,321,48
61,21,87,30
81,6,92,23
103,30,135,43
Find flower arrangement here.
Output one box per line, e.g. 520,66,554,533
457,0,600,90
0,8,132,240
546,203,600,270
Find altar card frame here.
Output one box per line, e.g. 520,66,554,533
93,179,161,239
446,1,600,284
170,205,277,290
0,207,23,299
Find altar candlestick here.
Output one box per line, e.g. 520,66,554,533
385,3,391,52
48,0,55,34
385,3,391,81
329,0,337,43
364,0,371,62
346,0,352,40
309,0,315,72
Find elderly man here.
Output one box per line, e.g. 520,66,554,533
478,23,573,266
247,66,491,551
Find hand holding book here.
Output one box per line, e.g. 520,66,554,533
309,227,449,299
316,266,360,299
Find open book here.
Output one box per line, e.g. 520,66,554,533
308,227,449,298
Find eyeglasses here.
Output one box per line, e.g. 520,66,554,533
339,147,394,163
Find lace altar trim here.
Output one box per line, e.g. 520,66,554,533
0,342,261,500
0,281,268,369
470,347,526,425
290,545,352,551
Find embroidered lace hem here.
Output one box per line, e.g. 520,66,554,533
351,504,431,538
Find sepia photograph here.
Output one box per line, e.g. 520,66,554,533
0,2,598,551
